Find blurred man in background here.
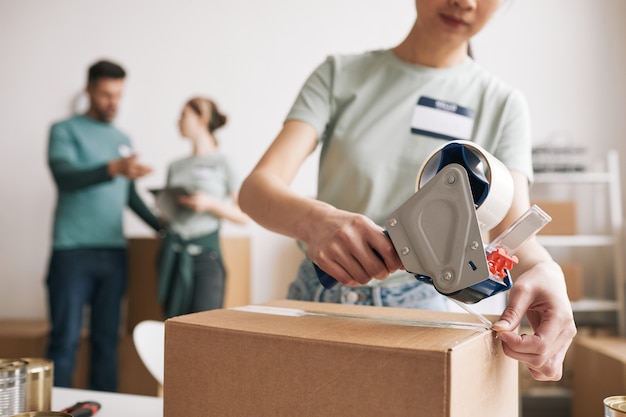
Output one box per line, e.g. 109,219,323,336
46,59,160,391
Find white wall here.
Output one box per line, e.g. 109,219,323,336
1,0,625,319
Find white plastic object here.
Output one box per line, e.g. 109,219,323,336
488,204,552,255
133,320,165,384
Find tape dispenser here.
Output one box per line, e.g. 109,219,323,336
316,140,552,304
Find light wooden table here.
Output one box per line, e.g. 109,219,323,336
51,387,162,417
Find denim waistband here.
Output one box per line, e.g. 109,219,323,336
288,259,449,311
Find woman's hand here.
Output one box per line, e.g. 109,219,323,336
303,207,403,287
177,191,217,213
492,259,577,380
177,191,249,224
487,171,576,380
239,120,403,286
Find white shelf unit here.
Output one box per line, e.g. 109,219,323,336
533,150,625,336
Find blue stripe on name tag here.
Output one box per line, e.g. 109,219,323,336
417,96,474,118
410,129,465,142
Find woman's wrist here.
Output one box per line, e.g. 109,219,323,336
295,199,336,243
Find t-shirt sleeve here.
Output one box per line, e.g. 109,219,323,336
222,155,243,195
284,56,335,141
493,89,534,183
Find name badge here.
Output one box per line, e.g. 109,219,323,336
193,165,217,179
410,96,474,141
118,144,134,158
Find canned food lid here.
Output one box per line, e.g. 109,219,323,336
0,359,28,376
605,396,626,412
21,357,54,373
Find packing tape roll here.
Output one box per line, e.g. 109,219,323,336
416,140,514,232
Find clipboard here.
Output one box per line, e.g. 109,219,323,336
149,187,192,221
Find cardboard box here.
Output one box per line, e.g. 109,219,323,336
0,320,49,358
571,336,626,417
560,263,584,301
221,236,251,309
118,334,161,396
532,201,577,235
164,300,518,417
126,236,251,333
0,320,160,395
0,320,90,389
126,237,165,332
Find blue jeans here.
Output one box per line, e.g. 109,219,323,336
287,259,449,311
190,249,226,313
46,248,127,392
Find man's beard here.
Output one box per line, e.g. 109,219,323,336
93,106,116,123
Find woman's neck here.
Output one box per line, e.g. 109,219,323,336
191,131,217,156
392,23,468,68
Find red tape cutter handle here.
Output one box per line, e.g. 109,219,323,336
61,401,101,417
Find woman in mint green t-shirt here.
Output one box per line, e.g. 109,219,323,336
156,97,248,318
239,0,576,383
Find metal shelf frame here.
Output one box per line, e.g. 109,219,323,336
533,150,625,336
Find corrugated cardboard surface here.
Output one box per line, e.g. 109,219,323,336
164,300,517,417
118,334,161,396
532,200,577,235
0,320,91,389
0,320,160,395
126,237,165,333
0,320,49,358
572,336,626,417
560,263,583,301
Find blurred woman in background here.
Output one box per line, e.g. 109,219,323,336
157,97,248,318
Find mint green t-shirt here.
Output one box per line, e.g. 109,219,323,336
286,49,534,285
48,115,159,249
165,153,241,240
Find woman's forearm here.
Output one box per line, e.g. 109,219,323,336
240,170,335,242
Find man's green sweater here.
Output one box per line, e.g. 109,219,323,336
48,115,159,249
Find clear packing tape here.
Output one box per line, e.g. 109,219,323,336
232,305,493,332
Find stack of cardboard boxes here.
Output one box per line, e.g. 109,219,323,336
526,200,626,415
532,200,583,301
572,336,626,417
520,200,581,403
0,235,251,396
4,225,625,415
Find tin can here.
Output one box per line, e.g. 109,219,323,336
0,359,28,417
20,359,53,412
9,413,71,417
605,396,626,417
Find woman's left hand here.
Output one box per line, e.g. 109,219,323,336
492,259,577,380
177,191,217,213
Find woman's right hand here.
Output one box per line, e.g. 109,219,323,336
240,120,402,286
302,207,403,286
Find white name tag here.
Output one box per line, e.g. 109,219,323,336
193,165,217,179
118,144,134,158
411,96,474,141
